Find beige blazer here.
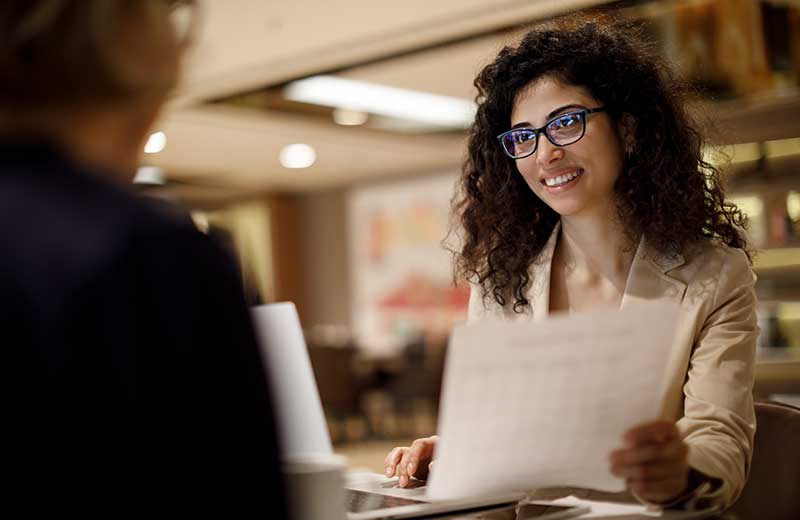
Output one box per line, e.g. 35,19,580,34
467,222,758,509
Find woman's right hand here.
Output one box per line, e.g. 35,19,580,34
383,435,438,488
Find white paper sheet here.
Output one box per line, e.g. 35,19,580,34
427,302,680,500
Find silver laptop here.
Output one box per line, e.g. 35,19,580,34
250,302,530,520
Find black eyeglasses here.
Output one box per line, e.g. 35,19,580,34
497,107,607,160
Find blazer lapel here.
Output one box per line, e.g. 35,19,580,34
621,239,692,420
526,221,560,321
621,237,687,310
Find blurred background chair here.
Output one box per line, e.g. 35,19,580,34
307,344,361,414
727,401,800,520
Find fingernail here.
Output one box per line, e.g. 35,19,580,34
399,475,408,487
407,462,416,474
385,467,393,477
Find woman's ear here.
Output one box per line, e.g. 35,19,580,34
618,113,638,156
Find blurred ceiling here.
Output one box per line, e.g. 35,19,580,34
146,0,800,199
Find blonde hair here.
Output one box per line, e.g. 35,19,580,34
0,0,185,109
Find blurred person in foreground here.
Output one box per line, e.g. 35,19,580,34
385,18,758,511
0,0,286,514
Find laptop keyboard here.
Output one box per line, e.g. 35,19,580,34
346,489,426,513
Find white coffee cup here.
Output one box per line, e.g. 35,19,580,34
282,453,347,520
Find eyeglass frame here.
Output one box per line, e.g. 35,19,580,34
496,106,608,160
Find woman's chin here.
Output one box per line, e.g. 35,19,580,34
541,199,585,217
538,192,615,220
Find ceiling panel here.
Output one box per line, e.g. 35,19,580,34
174,0,610,105
150,105,466,191
338,29,528,100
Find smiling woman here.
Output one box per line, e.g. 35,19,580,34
386,16,759,513
457,18,749,313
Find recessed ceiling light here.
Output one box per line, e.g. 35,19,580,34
333,107,369,126
144,131,167,154
280,143,316,169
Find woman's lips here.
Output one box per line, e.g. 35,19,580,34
540,168,584,193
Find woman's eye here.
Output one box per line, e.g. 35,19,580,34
552,113,580,129
514,131,535,143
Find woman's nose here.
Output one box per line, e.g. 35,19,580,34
535,138,565,168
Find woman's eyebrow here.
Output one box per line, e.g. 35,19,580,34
546,103,586,119
511,103,587,129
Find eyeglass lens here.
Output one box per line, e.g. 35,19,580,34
502,111,587,158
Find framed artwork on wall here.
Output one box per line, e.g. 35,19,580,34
348,172,468,356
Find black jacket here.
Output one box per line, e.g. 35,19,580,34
1,140,286,515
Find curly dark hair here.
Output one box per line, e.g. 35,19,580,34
453,17,750,313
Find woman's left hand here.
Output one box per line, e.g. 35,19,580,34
609,420,690,504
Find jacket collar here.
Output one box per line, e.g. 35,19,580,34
527,221,559,320
620,235,687,311
527,221,687,319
